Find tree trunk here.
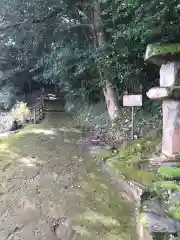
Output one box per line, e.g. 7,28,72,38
93,2,119,121
103,83,119,120
28,80,31,95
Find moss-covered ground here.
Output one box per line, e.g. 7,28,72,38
0,100,137,240
95,134,180,239
106,137,161,187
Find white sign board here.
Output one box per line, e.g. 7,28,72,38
123,94,142,107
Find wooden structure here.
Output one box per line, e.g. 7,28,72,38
26,90,45,123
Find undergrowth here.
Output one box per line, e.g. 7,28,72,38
69,100,162,140
0,101,30,132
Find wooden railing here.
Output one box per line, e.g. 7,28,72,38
30,103,44,123
26,91,45,123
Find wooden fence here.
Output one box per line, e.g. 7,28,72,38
26,91,45,123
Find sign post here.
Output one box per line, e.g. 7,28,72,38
131,106,134,139
123,94,142,139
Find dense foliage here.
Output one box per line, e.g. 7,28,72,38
0,0,180,108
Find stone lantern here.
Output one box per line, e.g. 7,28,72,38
145,43,180,157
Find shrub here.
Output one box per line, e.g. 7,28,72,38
74,102,110,133
0,101,31,133
11,102,30,124
0,112,14,132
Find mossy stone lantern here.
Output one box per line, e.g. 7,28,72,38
145,43,180,157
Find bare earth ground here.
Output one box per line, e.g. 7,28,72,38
0,100,137,240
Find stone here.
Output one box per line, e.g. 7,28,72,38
145,43,180,158
162,100,180,156
10,120,19,131
169,191,180,204
160,62,180,87
169,237,180,240
141,212,180,233
161,161,180,167
145,43,180,66
142,199,166,217
146,87,180,101
146,87,170,100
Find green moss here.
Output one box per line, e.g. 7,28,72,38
108,157,156,187
149,43,180,55
119,138,158,159
107,137,160,187
152,181,180,197
145,43,180,65
93,149,116,160
158,166,180,180
152,233,170,240
153,181,180,192
139,213,148,227
168,201,180,220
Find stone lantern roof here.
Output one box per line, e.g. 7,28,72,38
145,43,180,66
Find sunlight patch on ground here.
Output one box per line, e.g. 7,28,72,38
58,127,82,133
16,128,56,136
64,139,72,143
0,143,9,150
14,195,36,211
86,172,97,180
30,128,56,135
19,157,37,167
0,150,19,159
73,225,91,237
0,142,19,160
80,211,120,227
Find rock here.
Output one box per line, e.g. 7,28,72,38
169,191,180,204
10,120,19,131
162,100,180,157
141,212,180,233
168,191,180,221
159,62,180,87
0,112,14,132
169,237,180,240
161,162,180,167
146,87,170,100
142,200,166,217
147,87,180,101
145,43,180,66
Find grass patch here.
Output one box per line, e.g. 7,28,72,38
152,181,180,195
158,166,180,180
106,137,160,187
168,203,180,220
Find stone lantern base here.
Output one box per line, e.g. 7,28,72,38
162,100,180,156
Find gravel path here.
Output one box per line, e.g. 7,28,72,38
0,104,137,240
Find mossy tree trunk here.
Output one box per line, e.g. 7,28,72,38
92,2,119,121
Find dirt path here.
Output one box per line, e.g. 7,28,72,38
0,102,137,240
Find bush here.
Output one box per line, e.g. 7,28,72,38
0,112,14,132
70,98,162,143
0,101,30,133
11,102,30,124
74,102,110,133
0,84,24,110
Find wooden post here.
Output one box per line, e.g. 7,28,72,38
123,94,142,139
34,108,36,123
131,106,134,139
